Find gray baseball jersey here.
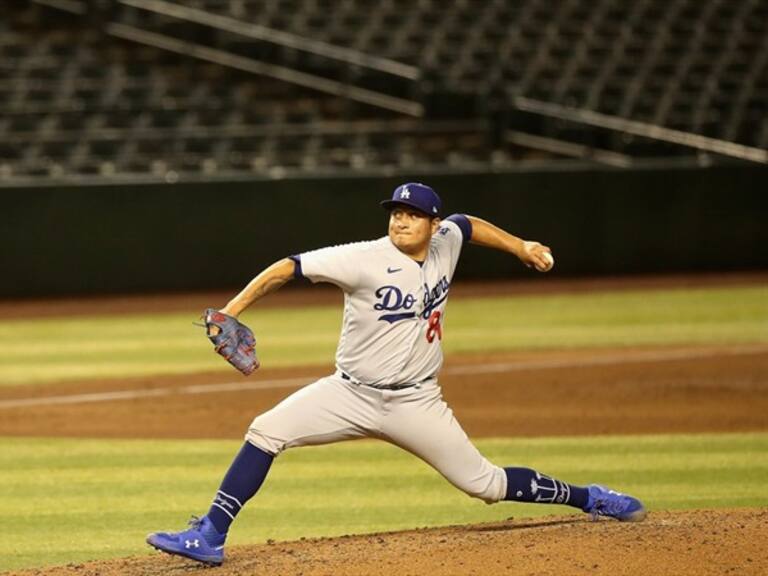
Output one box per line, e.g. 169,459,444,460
298,217,463,386
246,215,508,503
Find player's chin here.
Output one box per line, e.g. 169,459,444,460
390,235,411,248
395,239,417,252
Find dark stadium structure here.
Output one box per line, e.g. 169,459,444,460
2,0,767,184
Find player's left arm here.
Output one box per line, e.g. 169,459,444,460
465,215,553,272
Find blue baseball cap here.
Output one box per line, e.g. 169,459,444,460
380,182,442,217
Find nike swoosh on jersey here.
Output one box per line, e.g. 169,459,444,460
387,267,402,273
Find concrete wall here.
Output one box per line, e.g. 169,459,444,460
3,164,766,297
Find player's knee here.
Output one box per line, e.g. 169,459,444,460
469,483,505,504
245,422,284,456
460,466,507,504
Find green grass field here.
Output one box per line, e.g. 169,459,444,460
0,285,766,386
1,283,767,572
2,433,767,572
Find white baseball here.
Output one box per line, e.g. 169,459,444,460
538,251,554,272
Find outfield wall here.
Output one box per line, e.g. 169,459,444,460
3,164,767,297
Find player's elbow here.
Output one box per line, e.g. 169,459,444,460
280,256,303,281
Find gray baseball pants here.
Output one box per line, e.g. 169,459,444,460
245,372,508,503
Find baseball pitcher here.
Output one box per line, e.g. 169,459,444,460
147,183,646,565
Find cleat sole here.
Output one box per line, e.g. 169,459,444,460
620,507,648,522
146,537,223,566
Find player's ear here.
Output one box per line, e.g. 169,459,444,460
430,217,441,234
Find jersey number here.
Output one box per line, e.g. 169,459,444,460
426,311,442,343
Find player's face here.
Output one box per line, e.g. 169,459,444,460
388,206,440,258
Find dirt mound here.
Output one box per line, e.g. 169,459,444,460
8,509,766,576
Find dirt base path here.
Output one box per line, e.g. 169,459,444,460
1,344,766,438
8,509,767,576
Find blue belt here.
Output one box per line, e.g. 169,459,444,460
340,371,432,391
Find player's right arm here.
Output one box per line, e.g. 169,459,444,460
220,257,296,317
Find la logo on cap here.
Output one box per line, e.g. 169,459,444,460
380,182,442,217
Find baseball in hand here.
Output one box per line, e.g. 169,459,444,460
537,251,554,272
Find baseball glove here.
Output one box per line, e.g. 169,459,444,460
201,308,259,375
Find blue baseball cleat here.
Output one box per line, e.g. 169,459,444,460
146,515,226,565
582,484,647,522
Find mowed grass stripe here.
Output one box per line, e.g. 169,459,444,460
1,433,767,571
0,285,766,386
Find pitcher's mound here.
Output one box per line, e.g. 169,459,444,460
9,508,767,576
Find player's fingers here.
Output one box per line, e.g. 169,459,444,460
535,252,554,272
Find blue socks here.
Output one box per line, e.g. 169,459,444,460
205,450,587,536
504,467,589,510
207,442,274,534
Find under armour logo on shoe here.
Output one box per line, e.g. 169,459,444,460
400,187,410,199
185,539,200,549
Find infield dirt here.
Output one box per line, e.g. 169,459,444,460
1,344,766,438
8,509,768,576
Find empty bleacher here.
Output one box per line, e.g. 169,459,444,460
1,0,766,182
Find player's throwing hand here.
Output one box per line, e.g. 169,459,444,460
522,240,554,272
